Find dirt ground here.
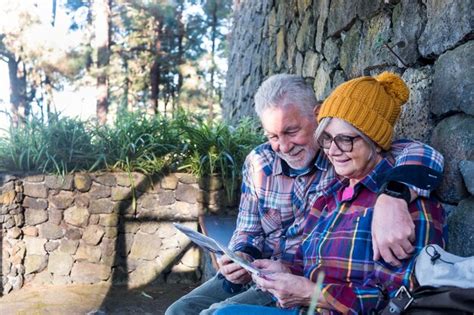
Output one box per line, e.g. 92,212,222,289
0,283,197,315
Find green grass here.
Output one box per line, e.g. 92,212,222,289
0,110,264,203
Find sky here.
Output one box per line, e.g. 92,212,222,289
0,0,95,134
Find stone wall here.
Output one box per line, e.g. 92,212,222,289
223,1,474,255
0,172,234,295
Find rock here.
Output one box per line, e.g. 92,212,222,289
160,174,179,190
390,0,423,66
139,221,159,234
129,232,162,260
82,225,105,246
394,67,434,142
302,51,320,78
59,239,79,254
7,227,22,239
99,214,119,227
75,194,90,207
25,209,48,226
276,28,286,69
459,160,474,195
115,172,147,187
89,199,117,214
24,237,47,256
71,262,110,284
22,226,38,237
94,174,116,186
24,175,44,182
75,243,102,263
24,254,48,274
49,191,74,209
431,41,474,117
74,173,92,192
116,233,134,257
65,228,82,240
196,190,226,206
38,223,64,240
447,197,474,257
44,240,60,252
128,262,159,288
22,196,47,210
313,60,332,100
176,173,197,184
48,209,63,225
198,176,223,191
64,206,89,227
418,0,473,57
0,190,16,205
315,0,330,52
175,184,198,204
140,195,157,210
45,175,74,190
296,12,315,52
48,252,74,276
431,114,474,203
89,184,111,198
157,191,176,206
327,0,381,36
23,183,48,199
89,214,100,225
111,186,132,201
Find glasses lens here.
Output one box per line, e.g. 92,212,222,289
319,133,332,149
334,135,354,152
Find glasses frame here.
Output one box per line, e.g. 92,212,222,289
318,132,361,153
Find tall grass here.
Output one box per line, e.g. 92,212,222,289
0,110,264,203
179,116,264,202
0,114,100,174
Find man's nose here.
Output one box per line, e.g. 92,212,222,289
279,138,293,154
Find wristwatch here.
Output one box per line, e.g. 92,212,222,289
379,181,412,205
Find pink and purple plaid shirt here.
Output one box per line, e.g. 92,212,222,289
291,157,446,314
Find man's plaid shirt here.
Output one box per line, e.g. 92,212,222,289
228,140,444,264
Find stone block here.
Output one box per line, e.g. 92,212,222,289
75,242,102,263
49,191,74,209
75,194,90,207
139,221,159,234
99,214,119,227
198,176,223,191
65,227,82,240
93,174,116,186
59,239,79,255
128,262,159,288
175,184,198,204
1,190,16,205
89,183,111,198
115,172,148,187
23,196,47,210
24,254,48,274
89,214,100,225
161,174,179,190
176,173,198,184
48,251,74,276
140,195,158,210
39,223,64,240
447,197,474,257
23,183,48,199
302,51,320,78
83,225,105,246
431,114,474,203
111,186,132,201
129,232,162,260
431,41,474,117
48,209,63,225
7,227,22,239
157,191,176,206
24,175,44,182
64,206,89,227
25,209,48,226
459,160,474,195
74,173,92,192
419,0,473,57
24,237,46,256
44,240,60,252
45,175,74,190
89,199,117,214
116,233,134,257
22,226,38,237
71,262,110,284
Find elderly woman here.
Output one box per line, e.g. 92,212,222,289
214,72,446,315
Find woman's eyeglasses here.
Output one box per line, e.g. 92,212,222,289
318,132,361,152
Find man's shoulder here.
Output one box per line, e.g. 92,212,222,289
244,142,279,173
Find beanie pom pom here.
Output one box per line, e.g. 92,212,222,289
376,71,409,106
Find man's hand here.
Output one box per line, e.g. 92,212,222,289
372,194,415,266
217,252,252,284
253,272,315,308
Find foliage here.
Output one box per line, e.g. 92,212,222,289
0,113,99,174
0,111,264,202
91,110,188,174
179,116,265,201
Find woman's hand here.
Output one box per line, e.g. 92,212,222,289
217,252,252,284
252,259,290,274
253,272,316,308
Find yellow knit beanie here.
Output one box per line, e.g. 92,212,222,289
317,72,409,150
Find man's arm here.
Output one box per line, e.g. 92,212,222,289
372,140,444,266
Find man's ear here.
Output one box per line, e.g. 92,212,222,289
313,102,322,117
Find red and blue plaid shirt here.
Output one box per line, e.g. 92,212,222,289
229,140,444,265
290,157,446,314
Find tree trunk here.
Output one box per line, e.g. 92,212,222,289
94,0,111,125
208,0,218,121
8,55,28,127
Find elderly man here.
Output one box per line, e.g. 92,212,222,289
165,74,443,315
